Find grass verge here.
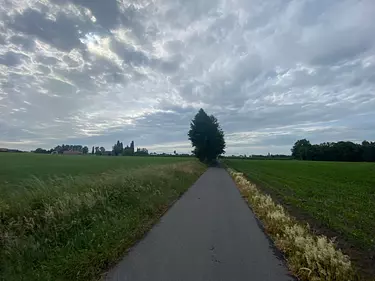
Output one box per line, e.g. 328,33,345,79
224,159,375,279
223,160,375,252
228,168,356,281
0,161,206,281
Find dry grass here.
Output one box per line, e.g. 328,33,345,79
229,169,356,281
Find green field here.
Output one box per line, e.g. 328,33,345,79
225,159,375,252
0,153,205,281
0,153,193,185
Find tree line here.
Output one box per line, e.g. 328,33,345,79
31,108,227,162
292,139,375,162
224,154,292,160
32,141,150,156
111,140,148,156
34,144,89,154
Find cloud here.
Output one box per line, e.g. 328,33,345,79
1,0,375,154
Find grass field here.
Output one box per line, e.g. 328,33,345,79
225,159,375,254
0,153,193,185
0,153,205,281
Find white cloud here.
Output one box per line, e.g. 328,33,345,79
0,0,375,154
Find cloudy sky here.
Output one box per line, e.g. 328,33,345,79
0,0,374,155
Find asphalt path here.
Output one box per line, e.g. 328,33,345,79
106,167,295,281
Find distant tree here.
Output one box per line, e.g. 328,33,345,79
100,147,106,154
188,108,226,163
54,145,62,154
291,139,312,160
95,146,101,155
174,150,177,155
92,146,95,155
122,141,135,155
112,140,124,156
113,142,119,156
135,148,149,156
291,139,375,162
82,146,89,154
34,148,48,154
361,140,375,162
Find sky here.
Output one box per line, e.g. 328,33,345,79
0,0,375,155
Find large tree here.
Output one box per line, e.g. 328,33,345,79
291,139,312,160
188,109,225,163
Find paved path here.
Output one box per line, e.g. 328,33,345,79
106,168,295,281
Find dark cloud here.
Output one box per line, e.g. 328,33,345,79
35,55,59,66
9,9,83,51
9,35,35,50
0,51,21,66
310,33,372,66
110,39,150,66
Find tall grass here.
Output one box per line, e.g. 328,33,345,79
0,161,205,281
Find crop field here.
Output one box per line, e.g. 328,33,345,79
0,153,205,281
225,159,375,255
0,153,193,185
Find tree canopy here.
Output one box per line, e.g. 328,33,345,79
291,139,312,160
30,140,149,157
188,109,226,163
292,139,375,162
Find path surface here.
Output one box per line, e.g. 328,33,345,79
106,167,294,281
